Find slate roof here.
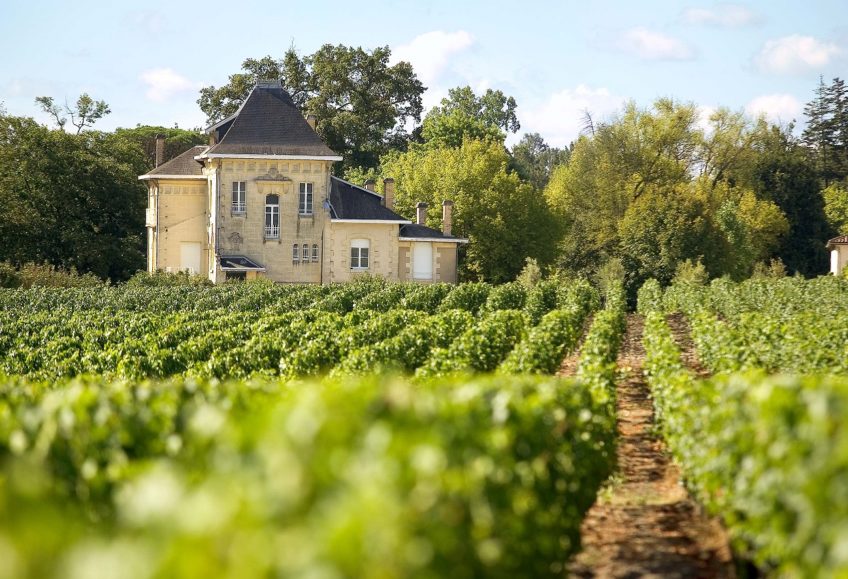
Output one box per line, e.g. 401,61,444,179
827,235,848,248
399,223,463,241
205,81,339,158
141,145,207,178
328,177,410,222
220,255,266,271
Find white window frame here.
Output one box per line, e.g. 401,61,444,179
265,195,280,239
312,244,319,262
299,182,313,215
350,239,370,270
292,243,299,262
232,181,246,214
301,244,309,261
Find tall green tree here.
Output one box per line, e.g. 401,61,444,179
510,132,570,190
35,93,111,134
198,45,424,170
419,86,519,148
546,99,791,287
380,139,559,282
114,125,206,170
0,116,146,280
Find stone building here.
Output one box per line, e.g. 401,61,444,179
140,80,465,283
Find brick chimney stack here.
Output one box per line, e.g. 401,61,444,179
364,179,375,192
383,178,395,210
155,135,165,168
306,114,317,130
442,200,454,236
416,202,429,225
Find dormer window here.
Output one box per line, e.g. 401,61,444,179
299,182,313,215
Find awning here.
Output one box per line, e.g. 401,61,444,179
220,255,266,272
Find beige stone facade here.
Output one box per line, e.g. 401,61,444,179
140,81,465,284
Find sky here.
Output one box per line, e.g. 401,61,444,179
1,0,846,147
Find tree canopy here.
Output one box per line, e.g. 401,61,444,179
0,115,147,280
545,99,796,293
375,139,558,282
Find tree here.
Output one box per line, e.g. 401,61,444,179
546,98,795,289
427,86,520,133
0,116,146,280
823,183,848,235
35,93,111,134
733,122,832,276
114,125,206,170
510,132,570,190
418,86,519,148
380,139,559,282
198,45,424,170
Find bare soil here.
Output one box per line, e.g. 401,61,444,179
568,314,735,578
557,314,594,377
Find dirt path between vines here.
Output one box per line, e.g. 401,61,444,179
568,314,735,578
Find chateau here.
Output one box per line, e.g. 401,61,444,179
139,80,465,283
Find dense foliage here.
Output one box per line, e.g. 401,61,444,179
0,279,600,382
0,279,626,577
638,275,848,575
642,310,848,577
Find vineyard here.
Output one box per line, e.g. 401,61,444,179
2,275,847,577
0,278,627,578
640,276,848,577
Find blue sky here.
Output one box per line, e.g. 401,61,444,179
2,0,846,146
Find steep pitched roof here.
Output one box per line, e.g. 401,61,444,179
140,145,207,179
328,177,410,222
204,81,340,158
399,223,467,243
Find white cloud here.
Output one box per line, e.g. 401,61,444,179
619,27,694,60
391,30,474,87
521,85,624,148
755,35,840,74
140,69,200,103
746,93,801,123
683,4,760,27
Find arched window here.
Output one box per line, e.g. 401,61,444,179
292,243,299,262
312,244,319,262
302,244,309,261
265,195,279,239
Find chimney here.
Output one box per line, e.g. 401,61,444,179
154,135,165,168
383,178,395,210
364,179,375,192
306,114,317,130
442,200,454,236
416,202,429,226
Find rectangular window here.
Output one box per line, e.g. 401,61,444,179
312,244,319,262
299,182,313,215
265,195,280,239
232,182,246,214
350,239,370,270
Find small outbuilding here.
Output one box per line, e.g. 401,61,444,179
827,236,848,276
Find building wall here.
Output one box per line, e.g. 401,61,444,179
213,159,332,283
146,179,208,274
832,246,848,275
436,244,458,283
327,222,399,283
397,241,459,283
